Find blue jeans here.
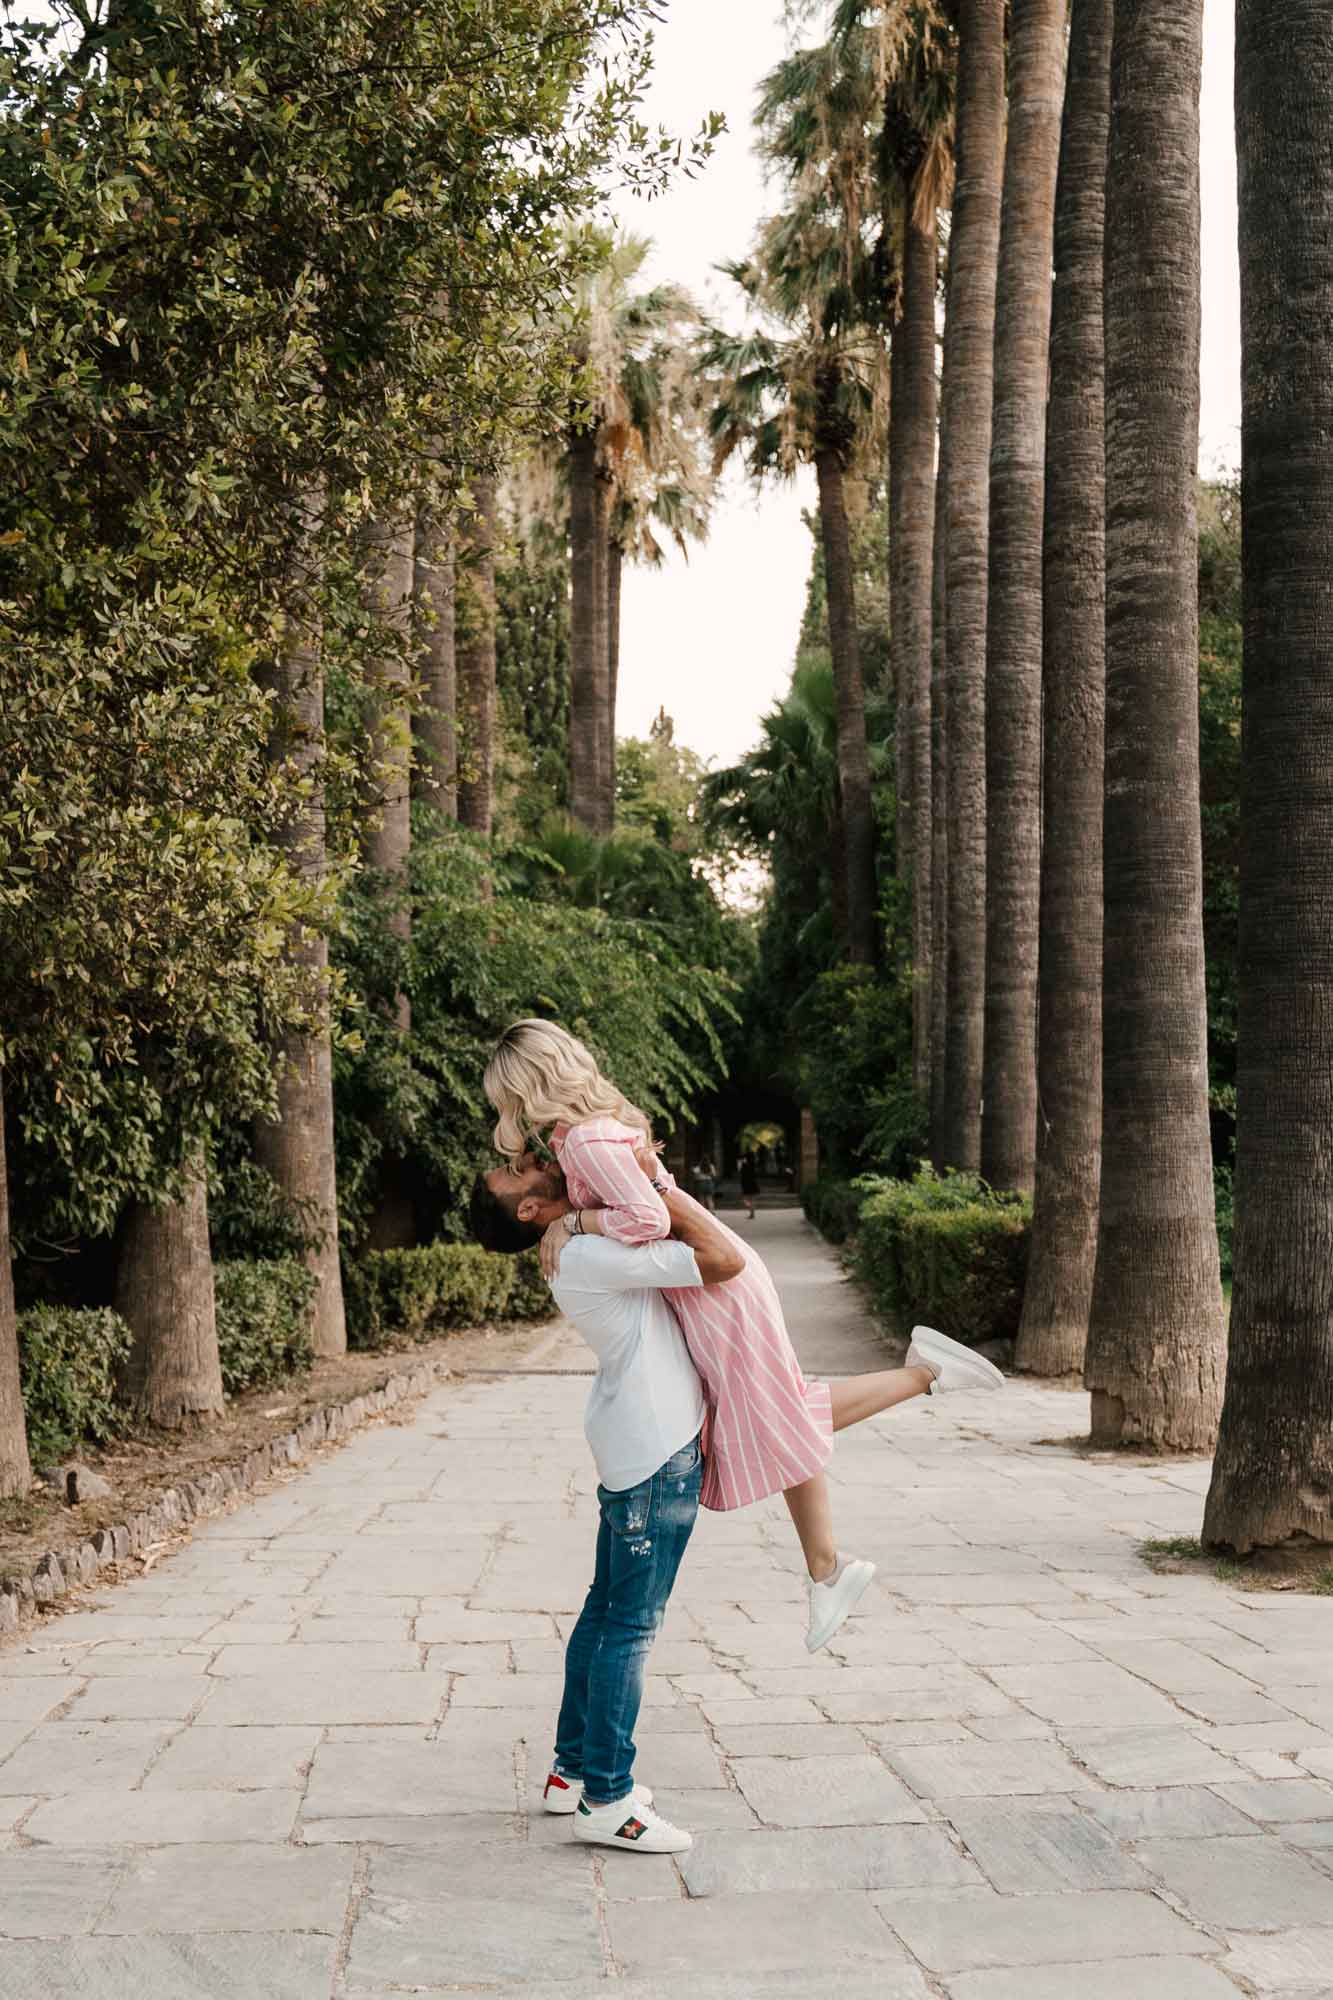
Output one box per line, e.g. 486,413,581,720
553,1434,702,1806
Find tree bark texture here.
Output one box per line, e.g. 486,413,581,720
591,474,614,835
1203,0,1333,1552
0,1071,32,1495
815,444,879,967
255,587,346,1359
981,0,1068,1196
457,473,498,839
940,0,1006,1170
891,215,940,1100
1015,0,1111,1378
412,500,457,816
605,533,623,829
116,1160,225,1426
364,514,414,1035
929,438,950,1159
567,430,602,832
1084,0,1226,1450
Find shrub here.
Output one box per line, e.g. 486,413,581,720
801,1175,867,1246
213,1259,316,1396
344,1240,553,1348
854,1166,1032,1347
209,1157,325,1264
17,1305,131,1465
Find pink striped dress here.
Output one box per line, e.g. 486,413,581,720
552,1118,833,1512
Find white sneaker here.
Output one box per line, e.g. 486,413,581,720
542,1771,653,1816
573,1795,692,1853
907,1324,1005,1394
806,1554,876,1653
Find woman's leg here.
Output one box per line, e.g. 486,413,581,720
784,1472,837,1581
828,1365,934,1431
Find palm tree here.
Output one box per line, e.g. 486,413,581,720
412,494,457,817
1083,0,1225,1450
116,1154,225,1425
979,0,1067,1196
1202,0,1333,1550
937,0,1006,1172
1014,0,1110,1377
362,515,415,1032
929,450,949,1158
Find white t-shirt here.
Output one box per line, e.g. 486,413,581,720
551,1236,706,1494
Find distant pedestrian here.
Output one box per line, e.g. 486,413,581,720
740,1152,759,1219
692,1156,717,1212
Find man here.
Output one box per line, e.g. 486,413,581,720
470,1153,744,1855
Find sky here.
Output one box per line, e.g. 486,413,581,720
611,0,1242,770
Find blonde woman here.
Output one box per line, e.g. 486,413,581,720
481,1019,1003,1652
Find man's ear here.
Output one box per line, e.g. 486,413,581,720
516,1195,543,1224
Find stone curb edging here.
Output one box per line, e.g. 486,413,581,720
0,1358,440,1639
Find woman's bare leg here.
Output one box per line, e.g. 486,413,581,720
784,1472,837,1581
829,1366,934,1431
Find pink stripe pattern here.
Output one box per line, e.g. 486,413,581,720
554,1119,833,1511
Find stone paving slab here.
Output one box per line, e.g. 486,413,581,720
1,1209,1332,1995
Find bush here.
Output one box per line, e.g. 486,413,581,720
854,1166,1032,1348
213,1259,316,1396
17,1305,131,1465
1214,1161,1234,1285
209,1157,325,1265
801,1175,867,1246
344,1240,554,1348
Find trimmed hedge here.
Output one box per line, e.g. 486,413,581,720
800,1175,866,1246
214,1258,317,1395
17,1305,131,1465
854,1167,1032,1348
344,1242,554,1348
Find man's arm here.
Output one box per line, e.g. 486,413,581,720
656,1185,745,1284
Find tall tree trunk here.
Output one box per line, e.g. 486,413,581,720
567,429,601,832
939,0,1006,1170
604,532,623,830
814,441,878,967
1015,0,1110,1378
412,499,457,816
255,572,346,1360
117,1157,224,1426
981,0,1067,1195
457,473,498,838
0,1072,32,1496
892,212,939,1101
929,440,950,1160
363,516,414,1034
591,472,614,835
1084,0,1225,1450
1203,0,1333,1552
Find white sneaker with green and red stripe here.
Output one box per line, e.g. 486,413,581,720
573,1793,692,1853
542,1770,653,1816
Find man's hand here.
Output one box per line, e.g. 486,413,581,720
539,1215,570,1281
634,1143,664,1182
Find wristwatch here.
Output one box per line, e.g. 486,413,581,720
562,1209,582,1236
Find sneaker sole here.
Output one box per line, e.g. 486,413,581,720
573,1823,691,1854
911,1327,1005,1392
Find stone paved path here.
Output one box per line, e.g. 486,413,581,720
2,1213,1332,1998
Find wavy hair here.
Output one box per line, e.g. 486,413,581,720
483,1019,653,1164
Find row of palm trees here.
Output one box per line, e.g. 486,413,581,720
753,0,1331,1554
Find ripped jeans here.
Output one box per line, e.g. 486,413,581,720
553,1433,702,1806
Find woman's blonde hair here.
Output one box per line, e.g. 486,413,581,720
483,1019,653,1164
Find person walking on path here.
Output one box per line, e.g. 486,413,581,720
482,1020,1005,1656
740,1150,759,1218
470,1154,745,1855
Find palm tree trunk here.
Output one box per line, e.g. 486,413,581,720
1084,0,1225,1450
814,441,878,967
1014,0,1111,1377
116,1156,224,1426
412,498,457,816
254,580,346,1360
364,515,414,1031
457,474,498,838
567,429,601,832
892,213,939,1101
939,0,1006,1170
605,533,623,829
929,437,950,1160
0,1072,32,1496
591,471,614,835
1202,0,1333,1551
980,0,1067,1196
